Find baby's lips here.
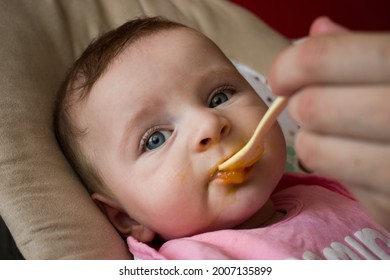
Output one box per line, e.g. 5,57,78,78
215,168,246,185
209,165,253,186
208,148,256,186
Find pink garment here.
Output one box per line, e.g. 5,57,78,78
127,173,390,259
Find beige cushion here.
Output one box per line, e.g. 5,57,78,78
0,0,289,259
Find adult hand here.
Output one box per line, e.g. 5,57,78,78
268,16,390,231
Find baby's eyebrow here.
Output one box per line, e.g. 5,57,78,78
201,66,243,86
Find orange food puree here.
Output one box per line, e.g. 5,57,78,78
216,169,246,185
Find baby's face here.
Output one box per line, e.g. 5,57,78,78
75,28,286,240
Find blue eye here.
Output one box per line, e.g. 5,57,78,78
144,130,172,151
209,91,231,108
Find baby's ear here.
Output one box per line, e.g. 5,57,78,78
91,193,155,243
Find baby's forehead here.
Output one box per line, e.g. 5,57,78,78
79,26,232,111
121,26,215,56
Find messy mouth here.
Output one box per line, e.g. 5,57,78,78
209,165,253,186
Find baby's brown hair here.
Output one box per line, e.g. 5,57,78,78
54,17,186,195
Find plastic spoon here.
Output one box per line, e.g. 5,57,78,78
218,96,289,171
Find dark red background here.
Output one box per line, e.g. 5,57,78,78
230,0,390,38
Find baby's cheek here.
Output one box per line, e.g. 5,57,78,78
172,171,189,185
169,162,195,187
168,168,204,198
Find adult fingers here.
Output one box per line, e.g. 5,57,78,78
288,85,390,142
268,33,390,96
295,130,390,194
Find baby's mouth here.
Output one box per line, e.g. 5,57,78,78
209,165,254,186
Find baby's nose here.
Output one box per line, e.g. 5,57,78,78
194,112,230,152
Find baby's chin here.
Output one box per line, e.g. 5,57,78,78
205,195,274,232
159,213,259,242
159,214,249,241
234,200,276,230
206,206,264,233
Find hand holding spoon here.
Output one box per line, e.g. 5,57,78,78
218,96,289,171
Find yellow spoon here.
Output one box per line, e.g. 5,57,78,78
218,96,289,171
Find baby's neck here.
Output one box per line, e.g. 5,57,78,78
234,200,285,229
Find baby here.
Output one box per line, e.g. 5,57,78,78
54,17,390,259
